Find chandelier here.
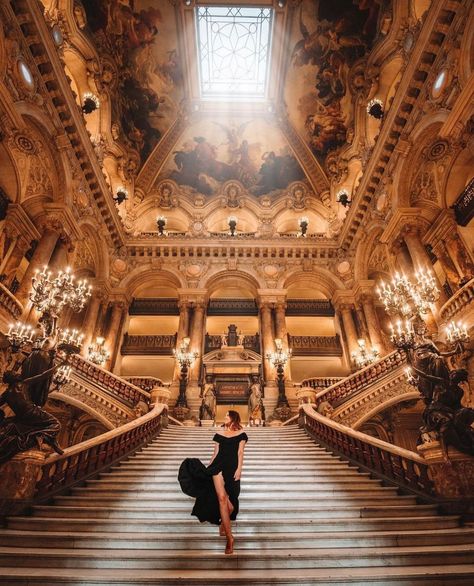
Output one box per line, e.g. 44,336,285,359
6,322,35,353
266,338,292,368
446,320,469,344
87,336,110,366
351,338,379,369
30,266,92,336
174,337,198,369
389,319,415,349
376,269,439,319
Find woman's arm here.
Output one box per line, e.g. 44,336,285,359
234,440,246,480
208,442,219,466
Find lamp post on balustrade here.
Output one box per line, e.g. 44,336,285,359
266,338,292,413
173,337,198,409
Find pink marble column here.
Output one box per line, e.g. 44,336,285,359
338,304,359,357
361,294,387,354
259,302,275,383
106,301,126,370
15,229,59,303
188,302,206,384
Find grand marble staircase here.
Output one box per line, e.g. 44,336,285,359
0,426,474,585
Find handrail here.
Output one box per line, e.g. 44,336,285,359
300,403,435,498
71,355,149,407
0,281,22,319
300,376,344,390
35,403,167,501
314,350,407,407
123,376,168,392
439,277,474,322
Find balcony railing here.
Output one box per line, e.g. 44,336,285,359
129,298,179,316
204,333,260,354
120,333,177,355
289,334,342,356
123,376,167,392
0,281,22,320
439,277,474,323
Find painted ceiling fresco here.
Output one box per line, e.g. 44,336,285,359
154,117,306,197
285,0,386,167
80,0,184,164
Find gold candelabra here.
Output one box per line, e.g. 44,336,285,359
87,337,110,366
351,338,379,369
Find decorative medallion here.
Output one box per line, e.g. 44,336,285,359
428,140,449,161
14,133,36,155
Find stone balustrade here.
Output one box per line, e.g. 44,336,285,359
0,282,22,320
204,333,260,354
70,355,149,408
289,334,342,356
439,277,474,323
314,350,408,407
120,333,177,355
299,377,344,390
123,376,168,392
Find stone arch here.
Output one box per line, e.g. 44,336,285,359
120,266,185,297
354,223,387,281
49,392,115,430
351,391,420,430
396,117,448,210
281,268,345,299
203,268,262,297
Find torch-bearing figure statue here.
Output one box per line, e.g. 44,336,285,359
402,317,474,456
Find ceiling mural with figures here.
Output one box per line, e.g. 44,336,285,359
284,0,386,168
154,117,306,197
70,0,392,212
80,0,184,164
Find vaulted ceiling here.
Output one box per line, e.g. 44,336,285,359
75,0,390,207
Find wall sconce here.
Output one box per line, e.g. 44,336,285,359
337,190,352,208
113,187,128,205
228,216,237,236
157,216,167,236
298,216,309,237
82,92,100,114
367,98,384,120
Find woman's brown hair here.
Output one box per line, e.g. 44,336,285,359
226,410,243,430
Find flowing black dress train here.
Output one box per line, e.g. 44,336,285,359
178,432,248,525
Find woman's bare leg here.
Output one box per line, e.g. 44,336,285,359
219,497,234,536
213,473,234,553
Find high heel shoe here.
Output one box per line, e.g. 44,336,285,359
225,535,234,555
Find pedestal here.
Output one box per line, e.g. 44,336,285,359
295,387,317,405
0,449,47,517
150,387,171,406
172,405,191,422
417,440,474,516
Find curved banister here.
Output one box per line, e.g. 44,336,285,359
300,403,435,497
71,355,150,406
123,376,168,392
0,282,23,319
35,403,167,501
439,277,474,322
314,350,407,406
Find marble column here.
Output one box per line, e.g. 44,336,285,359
259,302,275,383
48,235,73,272
173,300,191,382
403,226,448,306
434,241,461,292
188,302,206,384
446,233,474,283
391,240,413,275
339,304,359,358
360,294,387,354
0,236,28,281
106,301,126,370
15,229,60,303
274,300,291,379
81,294,102,355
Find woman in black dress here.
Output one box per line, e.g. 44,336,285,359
178,410,248,554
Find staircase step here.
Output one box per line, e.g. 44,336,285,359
0,544,472,570
7,515,460,533
33,504,438,520
1,564,474,586
2,527,473,550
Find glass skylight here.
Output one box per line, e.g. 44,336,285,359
196,6,273,100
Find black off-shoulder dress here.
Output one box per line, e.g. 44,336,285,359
178,432,248,525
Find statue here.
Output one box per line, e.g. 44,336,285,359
407,318,474,456
0,366,64,465
199,376,216,421
248,375,265,425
